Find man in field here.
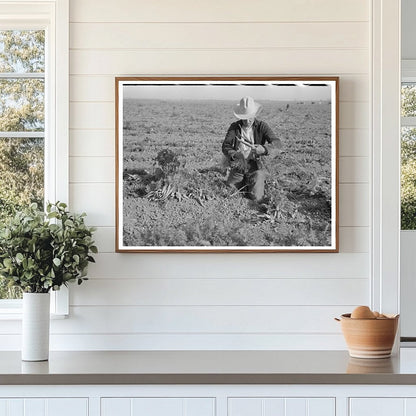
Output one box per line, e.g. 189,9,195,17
222,96,281,203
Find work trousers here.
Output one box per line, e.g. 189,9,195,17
226,169,266,202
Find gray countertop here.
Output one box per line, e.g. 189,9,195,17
2,349,416,385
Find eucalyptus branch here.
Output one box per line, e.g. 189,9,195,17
0,202,97,293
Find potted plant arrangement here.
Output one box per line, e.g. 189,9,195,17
0,202,97,361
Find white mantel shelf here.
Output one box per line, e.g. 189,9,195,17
1,349,416,385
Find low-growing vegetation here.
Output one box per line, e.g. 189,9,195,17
122,99,333,247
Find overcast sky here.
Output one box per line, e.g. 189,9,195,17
122,81,333,102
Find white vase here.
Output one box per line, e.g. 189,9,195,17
22,292,50,361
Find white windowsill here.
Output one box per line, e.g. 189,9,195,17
0,312,67,320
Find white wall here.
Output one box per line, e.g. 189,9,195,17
59,0,371,350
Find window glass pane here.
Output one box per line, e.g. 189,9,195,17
0,30,45,73
0,30,45,301
401,127,416,230
0,78,44,131
402,83,416,117
0,137,44,218
0,137,44,300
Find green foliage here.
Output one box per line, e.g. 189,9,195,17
0,30,45,73
402,85,416,117
401,126,416,229
0,30,46,297
0,31,45,133
0,138,44,224
401,85,416,229
402,160,416,229
0,202,97,294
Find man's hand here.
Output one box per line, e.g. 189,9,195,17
254,145,266,155
230,152,247,172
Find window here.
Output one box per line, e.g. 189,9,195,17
0,29,45,300
0,0,69,314
401,73,416,229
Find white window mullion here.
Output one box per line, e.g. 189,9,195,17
0,73,44,79
0,132,45,138
402,117,416,127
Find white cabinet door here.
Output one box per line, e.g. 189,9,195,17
350,398,416,416
228,398,335,416
101,398,215,416
0,398,88,416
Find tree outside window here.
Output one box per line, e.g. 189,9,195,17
0,30,45,299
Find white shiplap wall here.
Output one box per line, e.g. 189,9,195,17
52,0,371,350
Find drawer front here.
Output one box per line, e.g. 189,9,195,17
349,398,416,416
228,397,335,416
101,397,215,416
0,398,88,416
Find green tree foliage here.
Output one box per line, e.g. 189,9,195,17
402,84,416,117
0,138,44,222
0,30,45,298
402,156,416,230
401,83,416,230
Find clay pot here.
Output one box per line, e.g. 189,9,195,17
337,313,399,359
347,357,395,373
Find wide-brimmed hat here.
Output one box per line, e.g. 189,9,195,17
233,96,262,119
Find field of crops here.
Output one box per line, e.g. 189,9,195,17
121,98,333,248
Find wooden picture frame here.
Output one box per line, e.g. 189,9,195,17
115,77,339,253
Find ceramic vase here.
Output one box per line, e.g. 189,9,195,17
22,292,50,361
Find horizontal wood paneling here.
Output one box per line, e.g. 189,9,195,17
0,333,347,350
69,157,114,183
69,183,114,226
70,22,368,50
70,278,368,306
70,0,369,23
91,226,369,254
91,227,115,253
339,102,369,129
70,49,368,76
56,305,352,334
69,75,369,103
60,0,372,351
339,157,369,183
339,227,369,253
86,253,369,279
70,76,114,102
70,103,114,129
339,129,369,157
0,306,354,335
69,130,114,157
339,184,369,227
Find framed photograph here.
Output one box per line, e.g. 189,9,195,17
116,77,339,253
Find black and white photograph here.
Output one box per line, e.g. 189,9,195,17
116,77,338,252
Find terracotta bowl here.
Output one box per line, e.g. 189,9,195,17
347,357,395,373
337,313,399,359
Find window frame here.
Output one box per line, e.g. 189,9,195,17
401,61,416,232
401,62,416,127
0,0,69,316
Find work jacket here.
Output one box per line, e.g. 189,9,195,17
222,119,280,171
